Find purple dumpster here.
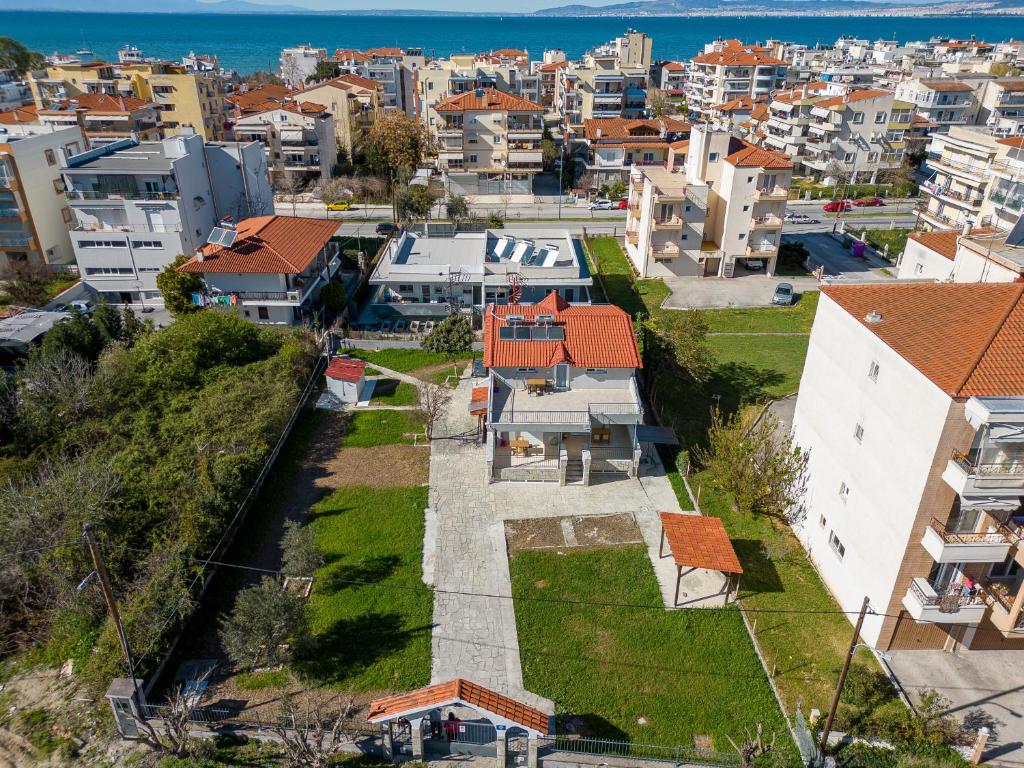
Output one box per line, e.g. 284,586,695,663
851,240,866,259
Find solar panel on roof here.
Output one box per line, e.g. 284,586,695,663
547,327,565,340
514,326,531,340
207,227,226,245
220,229,238,247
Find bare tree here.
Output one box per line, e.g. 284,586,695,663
272,692,360,768
416,382,452,441
727,724,779,767
275,173,307,217
133,667,215,758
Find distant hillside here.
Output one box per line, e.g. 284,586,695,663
0,0,314,13
535,0,1023,15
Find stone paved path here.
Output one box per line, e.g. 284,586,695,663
425,374,726,712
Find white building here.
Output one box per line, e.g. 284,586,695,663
894,78,975,132
62,133,271,306
793,281,1024,652
279,45,327,88
898,226,1024,283
686,40,788,122
0,124,85,273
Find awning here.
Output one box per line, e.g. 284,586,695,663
637,425,680,446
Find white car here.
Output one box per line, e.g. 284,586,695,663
589,199,613,210
746,259,766,271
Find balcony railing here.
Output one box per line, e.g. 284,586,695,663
927,518,1009,546
908,577,985,613
0,233,31,247
951,449,1024,478
67,189,178,202
751,214,783,229
653,215,682,229
754,187,789,201
235,290,303,302
990,191,1024,212
930,154,992,179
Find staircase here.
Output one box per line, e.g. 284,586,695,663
565,460,584,485
722,258,735,278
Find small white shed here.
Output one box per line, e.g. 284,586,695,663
325,356,368,403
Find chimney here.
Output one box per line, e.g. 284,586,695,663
801,83,808,98
962,220,973,237
596,127,602,138
196,248,205,262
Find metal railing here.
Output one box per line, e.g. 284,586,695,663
0,233,31,247
141,702,383,741
951,449,1024,477
66,189,179,201
493,402,640,426
537,735,741,767
235,290,304,302
928,517,1009,546
929,154,992,178
907,578,984,613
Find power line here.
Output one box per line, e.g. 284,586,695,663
6,540,85,558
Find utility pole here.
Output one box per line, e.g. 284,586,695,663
818,595,870,759
83,524,136,675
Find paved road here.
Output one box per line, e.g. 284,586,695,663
277,199,630,222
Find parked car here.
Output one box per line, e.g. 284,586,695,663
590,199,614,210
853,196,884,207
772,282,795,306
615,200,628,209
326,200,352,212
70,299,95,315
822,199,852,213
375,222,396,236
746,259,766,271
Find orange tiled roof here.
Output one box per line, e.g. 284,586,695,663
995,79,1024,92
669,138,689,150
724,141,792,169
484,292,641,370
662,61,686,71
435,88,543,113
366,47,404,57
491,48,527,57
41,93,152,114
906,227,993,261
918,79,973,93
178,215,338,275
821,282,1024,397
998,136,1024,149
539,61,569,72
714,95,755,113
326,357,366,382
659,513,743,574
0,105,38,124
228,84,293,112
469,385,489,415
692,42,785,68
334,48,371,63
368,680,551,734
749,103,770,121
814,89,891,110
583,117,689,141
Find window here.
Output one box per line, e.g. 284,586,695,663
257,306,269,320
738,233,746,240
742,204,749,212
680,232,688,240
138,266,161,273
852,111,864,124
709,152,719,161
819,514,827,528
494,135,502,144
684,204,691,212
829,531,846,559
44,149,57,166
585,368,607,374
84,266,134,275
468,154,478,163
844,152,854,163
131,240,163,249
398,284,414,292
747,176,754,183
839,482,849,502
60,207,73,224
52,178,65,194
77,239,127,248
516,367,538,373
853,423,864,443
868,360,880,382
874,111,887,124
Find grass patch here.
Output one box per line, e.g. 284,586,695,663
236,668,293,690
298,485,431,691
864,228,911,261
701,293,819,334
347,348,468,374
421,361,466,387
341,410,423,448
512,546,792,754
369,379,418,406
706,335,809,398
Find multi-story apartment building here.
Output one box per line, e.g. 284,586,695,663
973,79,1024,137
364,228,592,326
117,61,230,141
0,124,85,273
584,30,653,71
177,215,341,327
897,226,1024,283
759,81,831,164
571,66,648,126
623,126,792,279
686,40,788,122
29,61,120,104
537,61,568,112
792,280,1024,653
301,74,382,158
37,94,162,145
894,78,975,132
801,89,913,183
232,100,336,185
0,69,31,112
335,47,425,117
61,133,271,306
279,45,327,88
655,61,687,95
433,88,544,195
581,116,689,187
418,56,534,134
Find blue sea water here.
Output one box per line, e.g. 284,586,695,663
6,11,1024,74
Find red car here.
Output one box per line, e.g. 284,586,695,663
616,200,628,209
823,199,852,213
853,196,884,207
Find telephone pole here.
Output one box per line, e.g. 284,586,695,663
818,595,870,759
83,524,136,675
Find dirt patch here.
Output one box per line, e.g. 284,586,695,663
410,362,464,385
505,513,643,555
318,444,429,488
203,670,382,723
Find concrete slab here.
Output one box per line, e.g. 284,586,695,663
887,649,1024,767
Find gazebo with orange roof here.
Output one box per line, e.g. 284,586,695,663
657,512,743,606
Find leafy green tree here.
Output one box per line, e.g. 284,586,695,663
542,127,558,171
40,308,101,361
280,519,324,577
365,111,427,180
219,577,308,671
446,194,470,224
421,315,473,359
319,281,346,316
92,300,123,347
156,254,203,317
0,37,44,76
306,60,341,83
397,184,441,223
121,307,148,346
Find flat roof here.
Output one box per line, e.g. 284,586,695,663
0,310,70,348
638,165,685,195
63,138,185,173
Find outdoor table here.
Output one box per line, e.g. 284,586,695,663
525,378,548,394
509,438,531,456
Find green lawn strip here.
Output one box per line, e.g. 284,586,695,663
693,475,877,720
579,238,608,303
346,348,460,374
588,236,650,317
697,293,819,335
369,379,418,406
341,410,424,448
422,361,467,387
299,485,432,691
863,228,911,261
511,546,794,756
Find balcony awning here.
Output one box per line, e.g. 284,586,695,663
636,424,679,446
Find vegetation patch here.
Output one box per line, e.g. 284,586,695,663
369,379,418,406
341,410,424,448
347,347,468,374
863,228,912,261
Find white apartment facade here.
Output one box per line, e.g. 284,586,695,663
62,133,271,305
793,281,1024,652
232,102,336,184
279,45,327,88
974,79,1024,137
418,56,535,134
0,124,85,273
894,78,975,131
686,40,788,121
624,126,792,279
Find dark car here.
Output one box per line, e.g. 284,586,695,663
772,282,795,306
375,222,397,236
853,196,884,207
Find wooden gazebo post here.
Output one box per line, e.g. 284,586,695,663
674,564,682,607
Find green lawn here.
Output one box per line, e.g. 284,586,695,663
587,236,648,317
341,410,424,447
706,335,809,399
299,485,432,691
369,379,418,406
864,228,912,261
347,348,467,374
511,546,793,756
700,293,819,334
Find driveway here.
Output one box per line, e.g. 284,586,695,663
887,650,1024,766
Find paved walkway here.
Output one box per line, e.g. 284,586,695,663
425,376,729,711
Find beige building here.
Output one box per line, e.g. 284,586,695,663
233,101,336,184
418,56,537,136
894,78,975,132
0,124,85,272
685,40,788,121
581,116,690,188
624,125,792,278
301,74,383,158
434,88,544,195
973,78,1024,137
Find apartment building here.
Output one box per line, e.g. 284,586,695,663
482,292,644,485
232,101,336,185
685,40,788,121
0,69,31,112
759,81,831,163
974,79,1024,137
363,229,592,326
709,96,759,129
29,61,120,105
623,126,792,279
802,89,913,183
177,215,341,327
897,226,1024,283
792,280,1024,652
585,30,653,71
656,61,687,95
894,78,975,131
558,65,648,128
0,124,85,273
37,94,162,145
61,133,272,306
433,88,544,196
118,61,230,141
334,47,425,116
418,55,537,134
581,116,689,187
301,74,382,158
279,45,327,88
538,61,569,112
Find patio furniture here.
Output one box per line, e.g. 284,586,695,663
525,377,548,395
509,438,531,457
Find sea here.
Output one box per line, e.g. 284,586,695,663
6,11,1024,74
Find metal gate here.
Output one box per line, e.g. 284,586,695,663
390,720,414,757
506,727,530,767
422,718,498,758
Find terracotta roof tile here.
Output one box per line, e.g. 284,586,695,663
178,215,338,275
659,513,743,574
539,61,569,72
483,292,641,370
714,96,756,113
995,79,1024,92
435,88,543,113
662,61,686,71
724,141,792,169
692,42,785,67
0,105,38,124
366,47,405,57
821,282,1024,397
491,48,527,57
907,227,994,261
368,680,551,734
326,357,366,382
334,48,371,63
583,117,689,142
997,135,1024,149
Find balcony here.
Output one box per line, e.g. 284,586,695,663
929,154,992,180
981,580,1024,636
746,242,779,257
943,449,1024,499
236,289,304,305
751,214,783,230
901,577,988,624
928,186,985,209
66,189,178,202
0,177,19,191
990,190,1024,212
0,232,31,248
631,177,645,191
650,242,680,259
653,215,682,230
625,229,639,245
920,518,1012,564
754,187,789,202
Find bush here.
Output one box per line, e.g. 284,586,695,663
219,577,309,671
488,212,504,228
421,315,474,359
